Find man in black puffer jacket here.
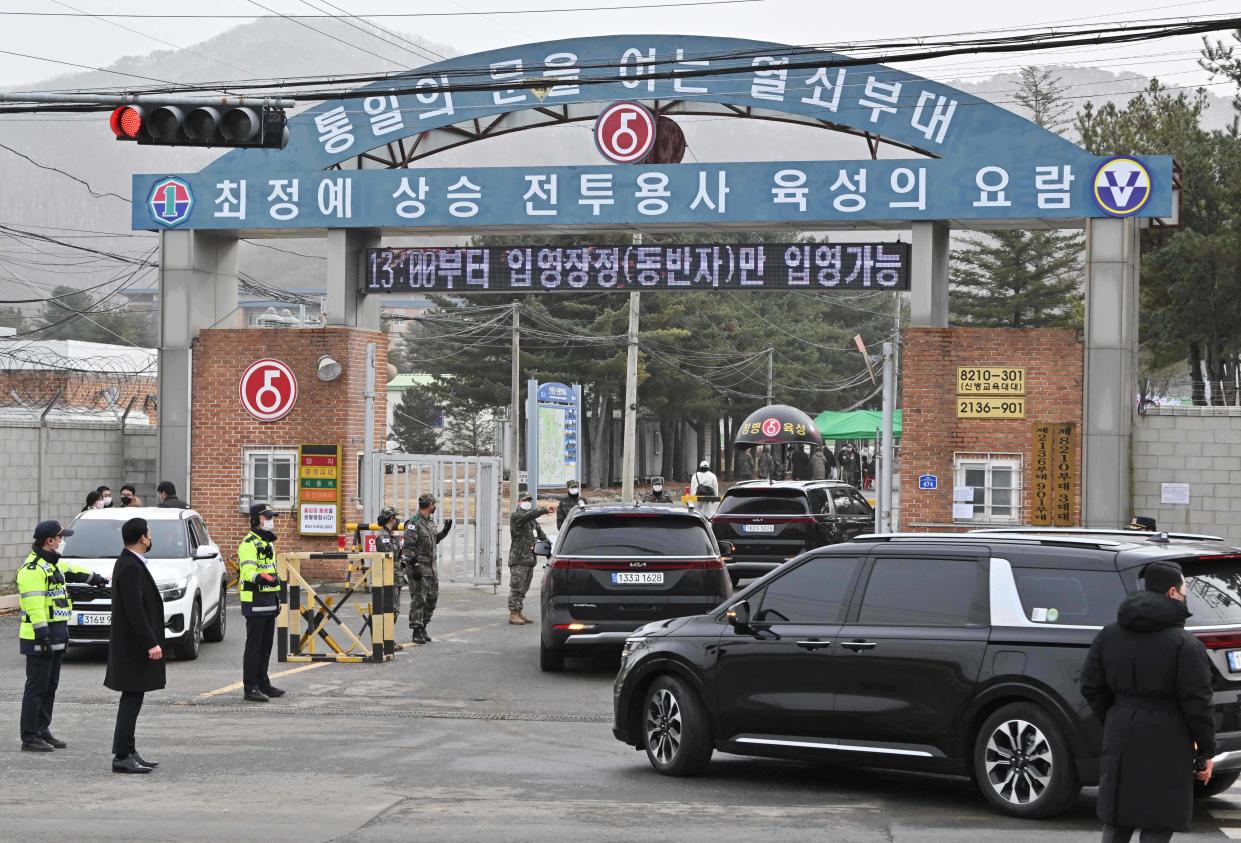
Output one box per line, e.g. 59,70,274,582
1081,561,1216,843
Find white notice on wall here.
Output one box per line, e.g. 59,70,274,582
300,503,338,534
952,502,974,520
1160,483,1190,505
952,486,975,502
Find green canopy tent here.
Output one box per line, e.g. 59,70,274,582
813,410,903,441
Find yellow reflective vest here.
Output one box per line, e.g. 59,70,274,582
237,531,280,616
17,550,92,653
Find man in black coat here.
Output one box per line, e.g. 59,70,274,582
156,480,189,510
790,445,811,480
104,517,166,774
1081,561,1215,842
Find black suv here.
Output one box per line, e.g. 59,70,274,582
535,505,732,672
606,530,1241,818
710,481,873,584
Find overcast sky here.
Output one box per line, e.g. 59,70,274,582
0,0,1237,92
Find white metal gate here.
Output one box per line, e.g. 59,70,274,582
367,453,502,584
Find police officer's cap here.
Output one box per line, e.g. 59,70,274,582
249,503,277,520
1126,515,1157,531
519,492,533,502
33,520,72,542
417,493,436,509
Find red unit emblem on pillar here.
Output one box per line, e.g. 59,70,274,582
240,359,298,422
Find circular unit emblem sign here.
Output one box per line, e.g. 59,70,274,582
148,176,194,228
1092,157,1152,218
240,358,298,422
760,417,783,437
594,101,657,164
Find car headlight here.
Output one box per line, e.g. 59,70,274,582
621,636,648,661
157,577,190,602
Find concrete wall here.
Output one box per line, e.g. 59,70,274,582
0,419,157,583
1133,406,1241,543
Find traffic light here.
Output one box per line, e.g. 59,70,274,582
109,104,288,149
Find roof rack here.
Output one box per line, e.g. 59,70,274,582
856,532,1126,549
971,527,1224,543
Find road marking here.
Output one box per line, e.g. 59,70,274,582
195,662,329,699
1213,810,1241,820
196,621,507,697
1221,829,1241,840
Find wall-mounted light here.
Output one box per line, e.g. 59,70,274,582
317,354,343,382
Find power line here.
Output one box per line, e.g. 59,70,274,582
241,0,416,70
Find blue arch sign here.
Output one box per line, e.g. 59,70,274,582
131,35,1173,232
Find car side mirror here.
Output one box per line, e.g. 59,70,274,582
726,599,751,630
533,540,552,557
193,543,220,560
718,540,735,557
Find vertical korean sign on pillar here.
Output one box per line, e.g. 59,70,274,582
298,444,341,535
525,380,582,495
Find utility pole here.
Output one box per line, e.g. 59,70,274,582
880,341,896,532
621,234,642,503
766,347,774,406
509,301,521,499
893,293,902,405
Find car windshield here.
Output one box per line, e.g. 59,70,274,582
558,515,715,556
62,518,189,560
1178,555,1241,626
716,489,808,516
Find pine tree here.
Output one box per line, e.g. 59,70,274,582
390,382,441,454
951,67,1083,327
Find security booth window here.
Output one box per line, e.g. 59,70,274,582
953,453,1021,524
244,448,297,510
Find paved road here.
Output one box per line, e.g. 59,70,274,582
0,571,1236,842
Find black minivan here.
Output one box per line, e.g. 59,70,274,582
711,481,874,584
607,530,1241,818
536,504,732,672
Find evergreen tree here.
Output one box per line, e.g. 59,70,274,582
951,66,1083,327
39,285,156,346
390,382,441,454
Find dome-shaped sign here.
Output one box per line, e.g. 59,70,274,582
734,404,823,447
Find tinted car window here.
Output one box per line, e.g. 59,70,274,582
849,491,874,515
716,490,808,516
857,557,984,627
1145,556,1241,626
1014,569,1124,626
755,556,861,623
63,518,189,560
806,488,830,515
558,516,715,556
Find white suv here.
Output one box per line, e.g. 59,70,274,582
60,507,228,660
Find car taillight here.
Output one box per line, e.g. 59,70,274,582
1194,631,1241,650
550,558,723,570
553,623,595,631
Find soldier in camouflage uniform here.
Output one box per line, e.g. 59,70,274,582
374,506,403,615
735,448,754,481
643,477,675,503
401,494,452,644
555,478,585,531
508,493,548,625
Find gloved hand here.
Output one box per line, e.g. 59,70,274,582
443,519,453,531
88,573,108,588
258,573,279,586
33,627,51,645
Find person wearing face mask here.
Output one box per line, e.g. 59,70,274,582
104,518,164,774
118,484,143,508
374,507,404,615
508,494,548,625
96,485,114,508
643,477,674,504
238,504,284,703
555,479,586,530
17,520,108,752
82,491,102,512
401,494,452,645
1082,561,1216,842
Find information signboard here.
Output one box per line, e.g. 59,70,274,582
526,380,582,492
298,444,341,535
365,243,910,294
1031,422,1075,526
956,367,1025,396
956,398,1026,419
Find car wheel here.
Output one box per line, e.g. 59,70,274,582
203,583,227,643
539,637,564,672
1196,770,1240,799
642,675,713,776
173,600,202,661
973,703,1079,819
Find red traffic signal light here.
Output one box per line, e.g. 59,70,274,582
109,105,144,140
108,103,288,149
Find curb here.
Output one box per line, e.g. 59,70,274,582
0,593,18,614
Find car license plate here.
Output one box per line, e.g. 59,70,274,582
743,524,775,533
74,612,111,626
1228,650,1241,673
611,572,664,585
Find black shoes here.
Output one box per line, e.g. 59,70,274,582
134,753,158,768
410,627,429,644
243,689,270,703
40,734,67,749
259,685,285,698
112,754,153,774
21,738,54,753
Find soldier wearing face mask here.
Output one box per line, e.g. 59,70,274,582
238,504,284,703
555,479,586,530
402,494,452,645
508,494,548,625
643,477,674,504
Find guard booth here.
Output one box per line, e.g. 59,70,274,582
136,35,1177,542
